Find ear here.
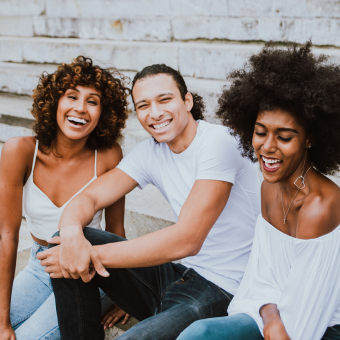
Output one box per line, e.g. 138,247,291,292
184,92,194,113
305,136,312,149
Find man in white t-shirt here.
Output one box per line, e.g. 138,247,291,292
43,64,260,340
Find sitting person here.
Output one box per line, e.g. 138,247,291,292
177,42,340,340
0,56,130,340
39,64,261,340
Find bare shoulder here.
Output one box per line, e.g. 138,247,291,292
97,142,123,174
0,136,36,182
1,136,35,166
298,176,340,239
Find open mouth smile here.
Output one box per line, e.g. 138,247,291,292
150,119,172,131
261,156,283,172
67,116,88,128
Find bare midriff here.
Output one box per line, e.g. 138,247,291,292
31,233,49,247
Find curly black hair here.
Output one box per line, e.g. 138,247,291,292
32,56,130,151
216,41,340,175
131,64,205,121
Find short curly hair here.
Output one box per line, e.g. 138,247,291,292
131,64,205,121
31,56,130,150
217,41,340,175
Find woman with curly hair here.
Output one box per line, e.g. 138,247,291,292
0,56,130,340
177,42,340,340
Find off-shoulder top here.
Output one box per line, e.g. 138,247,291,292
228,214,340,340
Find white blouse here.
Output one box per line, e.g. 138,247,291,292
228,214,340,340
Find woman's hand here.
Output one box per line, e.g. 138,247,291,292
101,304,130,330
263,320,291,340
37,238,66,279
56,230,109,282
0,324,16,340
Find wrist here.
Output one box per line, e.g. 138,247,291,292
60,225,83,240
263,319,286,336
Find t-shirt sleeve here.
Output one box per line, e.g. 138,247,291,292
116,139,152,189
196,126,246,184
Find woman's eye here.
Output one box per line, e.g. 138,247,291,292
278,136,292,142
255,132,266,136
68,96,77,100
88,100,97,105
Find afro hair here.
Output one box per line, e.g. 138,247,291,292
216,41,340,175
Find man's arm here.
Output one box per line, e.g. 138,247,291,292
96,179,231,268
57,169,231,280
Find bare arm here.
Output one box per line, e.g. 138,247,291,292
97,179,232,268
57,172,231,280
0,138,30,339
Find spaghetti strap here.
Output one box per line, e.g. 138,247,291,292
31,140,39,174
94,149,97,177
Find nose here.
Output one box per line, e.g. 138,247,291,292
149,102,164,120
74,99,86,114
262,134,277,153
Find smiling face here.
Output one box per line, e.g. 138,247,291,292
132,74,193,145
56,85,102,141
252,108,311,183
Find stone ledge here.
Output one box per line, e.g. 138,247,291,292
1,15,340,47
2,37,340,81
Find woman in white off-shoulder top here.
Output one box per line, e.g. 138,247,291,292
177,42,340,340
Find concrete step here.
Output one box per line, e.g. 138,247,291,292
0,62,227,122
2,37,340,82
2,15,340,47
3,0,338,19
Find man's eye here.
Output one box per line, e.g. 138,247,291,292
161,98,171,102
278,136,292,142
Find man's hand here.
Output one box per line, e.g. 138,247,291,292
37,237,67,279
0,324,16,340
263,320,291,340
54,230,109,283
101,304,130,330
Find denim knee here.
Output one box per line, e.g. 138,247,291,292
177,320,212,340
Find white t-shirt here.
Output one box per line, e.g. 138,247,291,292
117,120,261,294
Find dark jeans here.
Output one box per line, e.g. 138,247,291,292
50,227,233,340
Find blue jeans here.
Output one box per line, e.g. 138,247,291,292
51,227,234,340
177,314,340,340
10,241,113,340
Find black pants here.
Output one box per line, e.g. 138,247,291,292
51,227,233,340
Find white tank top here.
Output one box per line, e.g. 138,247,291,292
23,140,102,241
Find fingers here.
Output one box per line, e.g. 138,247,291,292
47,236,61,244
122,313,130,325
91,250,109,278
36,249,49,260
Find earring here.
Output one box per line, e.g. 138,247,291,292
308,145,312,148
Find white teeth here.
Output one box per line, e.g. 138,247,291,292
153,121,170,130
263,156,281,164
67,117,87,125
